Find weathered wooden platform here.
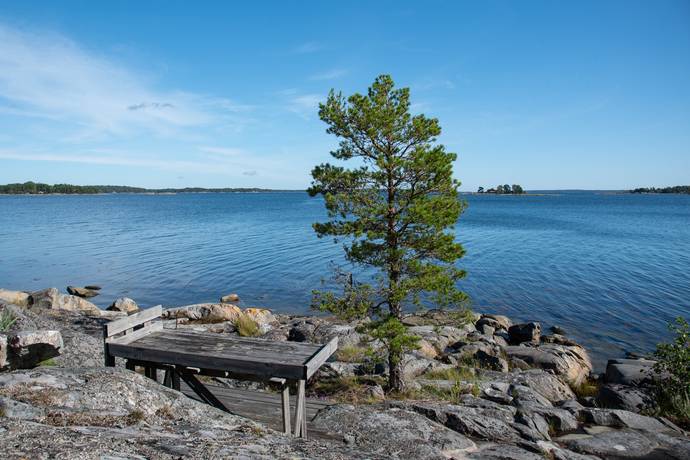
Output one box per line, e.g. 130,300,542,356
180,381,339,441
103,306,338,438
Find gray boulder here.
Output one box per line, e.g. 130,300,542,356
3,330,63,369
604,358,656,386
509,322,541,344
0,289,30,307
451,340,509,372
479,369,576,404
28,288,102,316
162,303,241,323
505,343,592,386
396,400,526,443
408,324,473,355
66,286,99,298
580,408,677,433
557,428,690,459
107,297,140,314
311,404,477,459
401,352,453,380
220,293,240,303
596,383,655,413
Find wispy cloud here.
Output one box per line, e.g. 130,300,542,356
198,146,247,157
286,94,322,119
292,41,324,54
0,23,247,140
242,170,257,176
309,68,347,81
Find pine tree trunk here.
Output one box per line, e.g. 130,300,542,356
388,348,405,392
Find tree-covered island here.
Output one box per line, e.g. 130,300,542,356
630,186,690,194
0,181,286,194
477,184,524,194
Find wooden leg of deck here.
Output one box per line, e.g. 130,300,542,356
163,368,172,387
281,383,291,435
145,366,156,381
171,369,180,391
178,371,231,413
294,379,306,438
125,360,135,371
103,344,115,367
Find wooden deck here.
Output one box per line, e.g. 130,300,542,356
180,381,339,441
103,306,339,438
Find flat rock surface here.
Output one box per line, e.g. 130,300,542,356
312,403,476,459
0,367,381,459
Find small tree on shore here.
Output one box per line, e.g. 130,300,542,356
308,75,468,392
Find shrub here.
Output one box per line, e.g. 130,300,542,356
234,313,261,337
652,317,690,428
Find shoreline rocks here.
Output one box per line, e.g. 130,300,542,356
1,287,688,459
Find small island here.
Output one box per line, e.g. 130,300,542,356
629,186,690,194
0,181,290,195
476,184,525,194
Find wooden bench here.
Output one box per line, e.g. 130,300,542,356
103,305,337,438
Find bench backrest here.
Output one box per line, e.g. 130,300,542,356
104,305,163,339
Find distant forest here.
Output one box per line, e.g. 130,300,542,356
476,184,525,194
630,186,690,194
0,181,284,194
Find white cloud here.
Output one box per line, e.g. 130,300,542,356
0,23,246,139
309,68,347,81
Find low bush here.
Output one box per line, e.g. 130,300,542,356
652,317,690,428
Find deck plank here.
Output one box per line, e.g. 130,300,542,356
179,382,339,441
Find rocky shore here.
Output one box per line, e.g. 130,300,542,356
0,286,688,459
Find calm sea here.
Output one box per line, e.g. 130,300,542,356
1,191,688,367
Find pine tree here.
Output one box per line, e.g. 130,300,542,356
308,75,468,392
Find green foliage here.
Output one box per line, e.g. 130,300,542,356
0,309,17,332
630,186,690,194
233,313,261,337
37,358,58,367
308,75,467,391
0,181,282,194
652,317,690,427
478,184,524,194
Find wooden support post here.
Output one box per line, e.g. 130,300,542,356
171,368,180,390
281,382,291,435
102,327,115,367
163,368,172,387
178,371,231,413
145,366,156,381
294,379,306,438
125,360,135,371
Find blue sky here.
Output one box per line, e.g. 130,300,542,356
0,1,688,190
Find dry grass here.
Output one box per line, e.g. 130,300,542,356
44,409,147,427
336,344,371,363
310,376,385,404
422,366,477,382
570,378,599,399
234,313,261,337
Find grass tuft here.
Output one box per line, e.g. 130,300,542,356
570,378,599,399
234,313,261,337
0,309,17,332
